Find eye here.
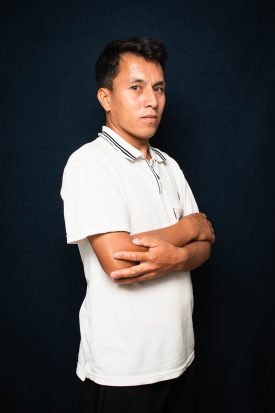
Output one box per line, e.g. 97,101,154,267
154,86,165,93
130,85,141,91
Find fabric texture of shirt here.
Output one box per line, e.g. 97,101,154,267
61,126,199,386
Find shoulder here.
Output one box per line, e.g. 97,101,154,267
63,137,115,175
66,137,107,164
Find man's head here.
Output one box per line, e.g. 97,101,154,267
95,38,167,148
95,37,167,90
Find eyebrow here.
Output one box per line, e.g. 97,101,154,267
129,78,166,88
153,81,166,88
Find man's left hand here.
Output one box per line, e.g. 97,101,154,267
110,236,187,285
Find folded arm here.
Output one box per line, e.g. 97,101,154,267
132,212,214,246
88,212,214,279
111,237,211,284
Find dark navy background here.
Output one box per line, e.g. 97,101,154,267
1,1,274,412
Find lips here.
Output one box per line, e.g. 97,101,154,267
141,115,158,119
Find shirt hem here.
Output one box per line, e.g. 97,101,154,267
76,352,195,386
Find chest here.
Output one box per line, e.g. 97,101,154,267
113,159,184,233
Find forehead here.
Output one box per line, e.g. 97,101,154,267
116,52,164,81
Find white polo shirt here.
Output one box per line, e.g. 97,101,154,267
61,126,199,386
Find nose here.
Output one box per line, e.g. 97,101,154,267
143,87,158,108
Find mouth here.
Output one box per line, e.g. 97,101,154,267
141,115,158,119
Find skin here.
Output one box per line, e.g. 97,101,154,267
111,238,211,285
89,213,215,278
97,53,166,158
89,52,215,284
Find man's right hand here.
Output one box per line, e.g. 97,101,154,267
182,212,215,244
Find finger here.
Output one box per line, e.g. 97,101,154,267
114,277,140,285
114,271,157,285
131,236,159,248
110,262,153,279
114,251,150,262
207,221,214,233
207,219,213,227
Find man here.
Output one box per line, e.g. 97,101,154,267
61,37,214,413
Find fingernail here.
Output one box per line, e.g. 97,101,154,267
132,238,140,244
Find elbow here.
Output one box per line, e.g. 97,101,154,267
204,240,211,257
101,258,137,277
204,241,212,263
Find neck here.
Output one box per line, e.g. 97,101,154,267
105,122,152,159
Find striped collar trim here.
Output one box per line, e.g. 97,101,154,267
99,126,166,163
150,146,166,162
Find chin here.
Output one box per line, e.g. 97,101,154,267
146,128,158,139
142,126,158,137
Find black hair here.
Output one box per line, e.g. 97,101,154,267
95,37,167,89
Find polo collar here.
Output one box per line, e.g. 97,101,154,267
99,126,166,163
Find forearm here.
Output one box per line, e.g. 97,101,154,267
174,241,211,271
131,217,196,248
131,212,214,247
111,238,212,284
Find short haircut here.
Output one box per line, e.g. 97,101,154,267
95,37,167,90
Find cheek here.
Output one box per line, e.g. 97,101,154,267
117,94,137,114
159,96,166,110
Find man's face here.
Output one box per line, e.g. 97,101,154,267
100,53,166,147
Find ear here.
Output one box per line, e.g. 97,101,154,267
97,88,111,112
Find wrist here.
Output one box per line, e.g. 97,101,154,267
180,216,197,243
174,246,190,271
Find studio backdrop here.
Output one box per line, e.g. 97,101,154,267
1,1,274,412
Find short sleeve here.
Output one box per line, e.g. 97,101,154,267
60,156,130,244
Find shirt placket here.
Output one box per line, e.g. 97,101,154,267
145,159,162,194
